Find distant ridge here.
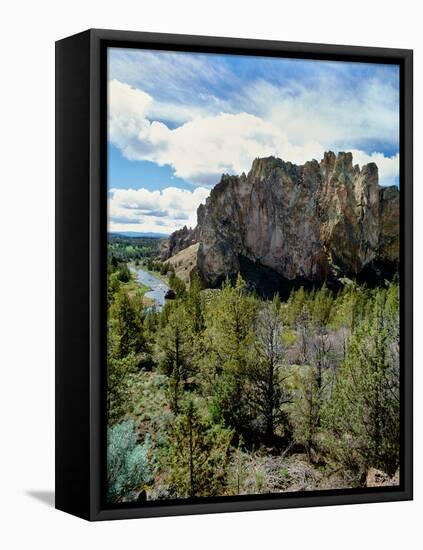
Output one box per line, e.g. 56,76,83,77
109,231,169,239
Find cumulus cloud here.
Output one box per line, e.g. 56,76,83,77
109,78,399,187
109,186,210,234
242,77,399,149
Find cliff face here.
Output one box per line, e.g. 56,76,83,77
160,222,202,260
165,152,399,292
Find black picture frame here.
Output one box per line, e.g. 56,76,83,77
55,28,413,521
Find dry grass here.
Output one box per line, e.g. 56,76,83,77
167,243,199,286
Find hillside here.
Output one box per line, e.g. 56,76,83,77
166,243,199,286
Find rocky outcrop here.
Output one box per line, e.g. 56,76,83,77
160,220,203,261
166,152,399,294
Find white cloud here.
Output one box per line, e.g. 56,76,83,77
241,77,399,149
109,79,399,187
108,80,322,184
109,186,210,234
108,80,155,155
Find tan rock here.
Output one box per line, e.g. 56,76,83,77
366,467,400,487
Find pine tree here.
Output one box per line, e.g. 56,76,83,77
292,366,321,457
166,400,232,497
107,271,121,304
311,283,333,327
203,275,257,435
155,304,193,413
113,290,144,359
296,303,312,364
107,352,138,423
169,272,187,298
186,273,205,335
249,297,291,445
322,288,400,477
117,262,131,283
287,286,307,326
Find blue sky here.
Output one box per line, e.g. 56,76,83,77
108,47,400,234
108,144,188,190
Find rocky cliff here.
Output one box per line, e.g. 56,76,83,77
159,222,202,260
164,152,399,295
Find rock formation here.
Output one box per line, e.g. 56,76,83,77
163,152,399,295
159,222,202,260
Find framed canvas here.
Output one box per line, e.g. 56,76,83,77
55,29,413,521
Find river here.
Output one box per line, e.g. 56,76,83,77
131,266,170,309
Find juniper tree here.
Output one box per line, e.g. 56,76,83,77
117,262,131,283
113,290,144,359
107,352,138,423
203,275,257,436
169,272,187,298
155,304,193,413
322,287,400,477
311,284,334,327
291,289,337,457
249,297,291,445
185,274,205,335
167,400,232,497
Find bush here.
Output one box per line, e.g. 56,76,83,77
107,419,152,502
117,263,131,283
169,273,187,298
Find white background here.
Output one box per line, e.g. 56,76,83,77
0,1,420,548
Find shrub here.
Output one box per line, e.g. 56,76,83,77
117,263,131,283
107,419,152,502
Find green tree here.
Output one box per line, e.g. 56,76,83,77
296,304,312,364
160,262,170,275
112,290,144,359
291,329,335,461
287,286,307,326
311,284,333,327
322,288,400,477
107,271,121,304
249,297,291,445
292,366,322,458
166,400,232,497
291,290,339,458
204,275,257,436
155,305,193,413
169,272,187,298
186,274,205,335
117,262,131,283
331,282,371,331
107,352,138,423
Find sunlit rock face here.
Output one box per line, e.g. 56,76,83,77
159,223,202,260
165,153,399,291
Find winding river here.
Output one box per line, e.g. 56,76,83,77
132,266,170,309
